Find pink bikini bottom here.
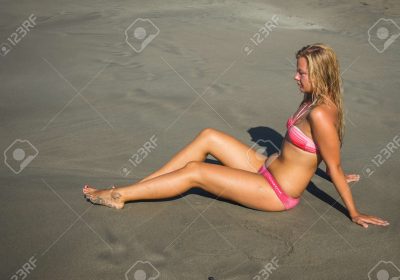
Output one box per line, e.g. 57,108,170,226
257,158,300,210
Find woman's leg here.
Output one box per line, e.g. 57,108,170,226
139,128,267,182
83,161,285,211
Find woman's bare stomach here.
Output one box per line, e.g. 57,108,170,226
265,141,320,198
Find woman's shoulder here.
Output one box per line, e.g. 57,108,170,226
308,102,338,125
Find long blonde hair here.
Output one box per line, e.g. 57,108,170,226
296,43,345,145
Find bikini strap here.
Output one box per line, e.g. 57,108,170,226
292,101,312,123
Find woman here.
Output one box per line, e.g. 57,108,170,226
83,43,389,228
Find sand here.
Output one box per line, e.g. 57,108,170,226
1,0,399,279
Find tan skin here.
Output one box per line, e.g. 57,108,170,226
83,57,389,228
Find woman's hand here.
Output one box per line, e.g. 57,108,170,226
351,212,390,228
344,173,360,183
326,168,360,183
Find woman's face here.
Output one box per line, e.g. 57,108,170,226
294,57,312,93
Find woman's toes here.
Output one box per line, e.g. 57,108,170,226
84,193,92,199
85,187,97,193
83,185,93,194
83,189,92,195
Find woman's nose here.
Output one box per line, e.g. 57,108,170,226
294,72,300,80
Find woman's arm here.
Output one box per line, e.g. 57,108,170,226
309,107,389,228
326,164,358,216
325,166,360,183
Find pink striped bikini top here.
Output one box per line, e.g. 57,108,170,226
286,101,319,154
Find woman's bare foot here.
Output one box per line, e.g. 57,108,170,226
83,185,124,209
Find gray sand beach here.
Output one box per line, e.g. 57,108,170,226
1,0,399,279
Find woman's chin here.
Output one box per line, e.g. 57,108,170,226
298,89,313,96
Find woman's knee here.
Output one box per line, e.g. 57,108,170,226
183,161,204,184
198,128,226,148
199,128,220,142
